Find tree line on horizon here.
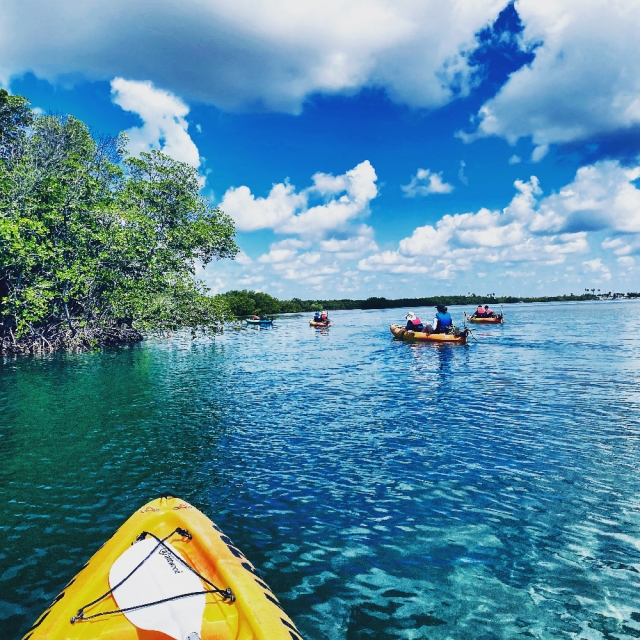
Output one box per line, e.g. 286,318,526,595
221,289,639,318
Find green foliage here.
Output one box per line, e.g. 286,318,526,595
358,294,599,308
220,290,367,316
0,93,238,347
221,290,282,316
0,89,32,161
220,290,603,317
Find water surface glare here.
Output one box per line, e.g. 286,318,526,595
2,301,640,639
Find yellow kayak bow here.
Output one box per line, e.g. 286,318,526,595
24,496,302,640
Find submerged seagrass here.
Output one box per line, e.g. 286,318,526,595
0,90,238,354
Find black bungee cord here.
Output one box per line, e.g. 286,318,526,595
71,528,235,624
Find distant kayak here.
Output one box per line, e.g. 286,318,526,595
390,323,468,344
309,320,331,327
468,315,504,324
245,318,273,325
25,496,302,640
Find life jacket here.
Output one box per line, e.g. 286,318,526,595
485,308,493,315
321,314,328,321
410,317,422,327
436,311,452,327
253,315,260,320
476,307,485,315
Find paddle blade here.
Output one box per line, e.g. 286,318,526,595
109,538,205,640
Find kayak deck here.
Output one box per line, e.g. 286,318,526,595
309,320,331,327
25,496,301,640
390,323,467,344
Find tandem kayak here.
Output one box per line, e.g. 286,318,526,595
467,315,503,324
390,323,468,344
309,320,331,327
24,496,302,640
245,318,273,325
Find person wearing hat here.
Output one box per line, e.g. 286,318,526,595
431,304,453,333
404,312,426,332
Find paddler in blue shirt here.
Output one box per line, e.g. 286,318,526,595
431,304,453,333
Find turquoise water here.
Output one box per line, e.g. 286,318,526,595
2,301,640,639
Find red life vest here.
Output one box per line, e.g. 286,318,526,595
476,307,485,315
485,308,493,315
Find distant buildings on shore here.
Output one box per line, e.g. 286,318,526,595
595,292,635,300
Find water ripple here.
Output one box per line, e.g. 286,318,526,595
1,301,640,638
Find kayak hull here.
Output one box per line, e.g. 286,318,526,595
24,496,301,640
309,320,331,327
468,316,503,324
245,319,273,325
390,324,467,344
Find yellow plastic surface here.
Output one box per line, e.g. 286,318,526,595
24,497,302,640
309,321,331,327
468,316,503,324
389,324,467,344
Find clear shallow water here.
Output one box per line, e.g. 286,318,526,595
2,301,640,639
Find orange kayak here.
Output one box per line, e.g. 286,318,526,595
309,320,331,327
468,315,504,324
24,496,301,640
390,324,468,344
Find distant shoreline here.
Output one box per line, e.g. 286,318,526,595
222,290,640,318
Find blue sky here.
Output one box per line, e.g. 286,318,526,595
5,0,640,298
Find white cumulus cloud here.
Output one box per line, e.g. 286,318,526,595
220,160,378,237
359,168,605,278
582,257,611,281
401,168,454,197
220,161,379,292
463,0,640,149
319,226,378,259
225,159,640,292
617,256,635,268
246,224,377,289
1,0,505,113
3,0,639,163
358,250,428,274
219,182,306,233
111,78,200,167
531,161,640,234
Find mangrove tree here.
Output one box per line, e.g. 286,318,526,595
0,90,238,354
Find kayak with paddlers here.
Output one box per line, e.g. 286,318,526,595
391,304,469,344
466,303,504,324
310,310,331,327
245,315,274,325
